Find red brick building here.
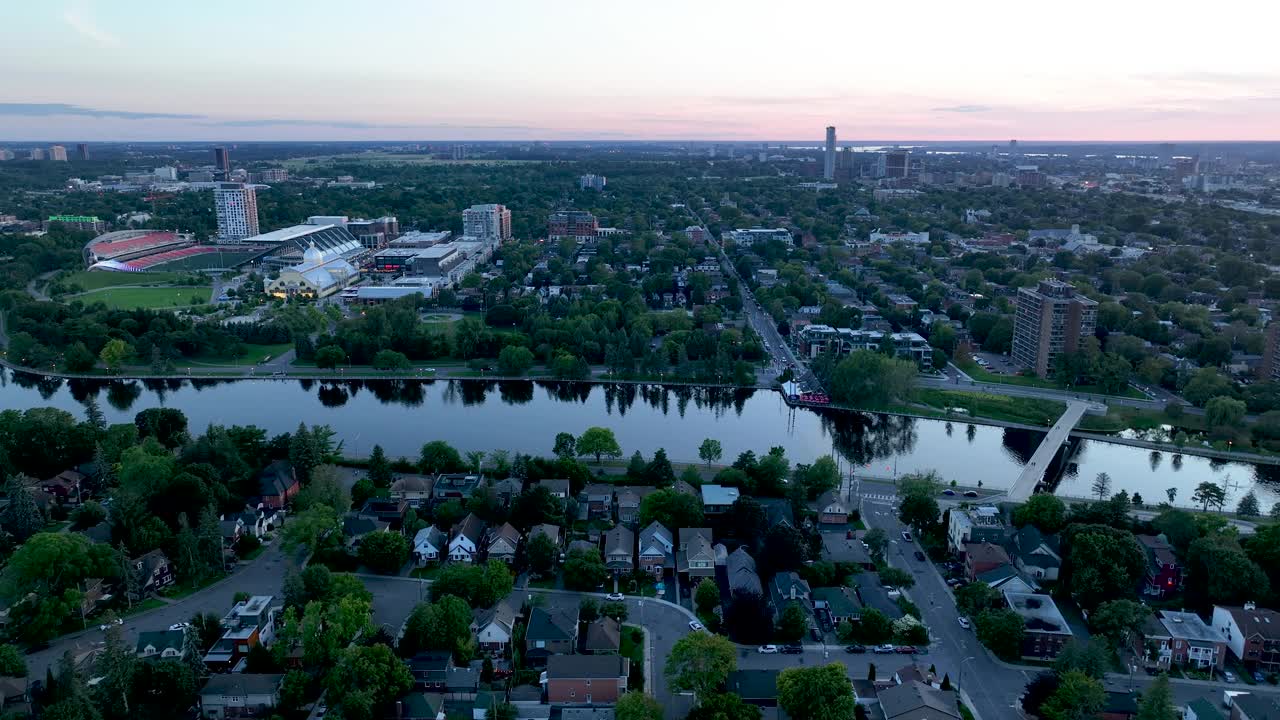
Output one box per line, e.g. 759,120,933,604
544,655,629,705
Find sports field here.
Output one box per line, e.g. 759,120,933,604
63,270,185,291
77,286,210,310
147,250,263,271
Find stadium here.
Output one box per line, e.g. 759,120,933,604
85,230,271,273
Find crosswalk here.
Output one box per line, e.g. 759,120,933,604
859,493,898,504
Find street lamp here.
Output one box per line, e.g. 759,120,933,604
957,656,976,691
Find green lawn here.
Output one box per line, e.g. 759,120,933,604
78,286,210,310
959,360,1146,399
192,342,292,366
913,388,1066,426
620,625,645,691
410,566,441,580
62,270,185,291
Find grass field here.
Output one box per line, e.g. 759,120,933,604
191,342,292,366
149,250,262,271
913,388,1067,426
63,270,185,291
959,360,1146,399
78,286,210,310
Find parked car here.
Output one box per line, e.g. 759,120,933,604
99,618,122,631
942,489,956,496
958,617,971,630
782,645,803,655
168,622,191,631
895,646,918,654
914,550,927,562
757,645,779,654
901,531,913,542
844,645,867,654
605,592,624,601
1253,671,1266,683
1222,670,1237,683
963,490,979,498
688,621,705,632
873,644,896,654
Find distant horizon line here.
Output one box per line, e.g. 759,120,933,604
2,138,1278,146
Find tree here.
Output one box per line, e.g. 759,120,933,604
976,608,1025,661
1151,509,1200,555
294,464,351,514
1185,534,1270,608
526,532,558,577
134,408,189,448
686,693,762,720
279,669,311,713
314,345,347,369
400,595,473,659
1237,491,1261,518
1089,599,1149,648
1191,481,1227,512
1013,494,1067,533
898,493,940,533
695,579,720,614
616,691,664,720
358,531,410,574
776,603,809,643
280,505,341,555
627,451,647,480
665,632,737,698
1040,670,1105,720
1205,396,1247,431
644,448,677,487
99,339,133,372
564,548,608,591
698,438,723,467
863,527,888,560
761,524,810,574
854,608,893,645
1021,672,1061,719
1183,368,1234,407
638,489,705,530
878,567,915,590
1091,472,1112,501
289,423,322,483
510,486,564,531
795,456,840,500
497,346,535,376
1,478,44,542
730,497,767,542
326,643,413,720
367,445,393,488
431,560,513,608
954,581,1000,617
0,644,26,677
371,349,411,371
70,501,106,530
825,351,916,406
419,441,463,474
777,663,857,720
577,427,622,463
1064,525,1148,610
1135,673,1177,720
552,432,577,460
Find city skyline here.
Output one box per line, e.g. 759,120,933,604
2,0,1279,142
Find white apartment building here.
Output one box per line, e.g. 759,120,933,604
462,203,512,242
49,145,68,162
722,228,793,247
214,183,260,241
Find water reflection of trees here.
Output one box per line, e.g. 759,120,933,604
317,383,350,407
999,428,1041,466
106,381,142,411
816,409,919,468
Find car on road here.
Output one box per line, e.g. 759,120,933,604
914,550,927,562
873,644,896,654
901,531,913,542
895,646,918,654
942,489,955,496
169,622,191,631
1253,671,1266,683
99,618,122,631
947,578,964,587
688,621,704,632
963,490,979,498
605,592,624,601
1222,670,1237,683
757,645,779,654
844,645,867,654
781,645,803,655
957,617,971,630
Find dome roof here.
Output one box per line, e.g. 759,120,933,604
302,242,324,265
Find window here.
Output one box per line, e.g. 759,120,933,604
536,640,545,649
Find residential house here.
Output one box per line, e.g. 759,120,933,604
536,479,571,500
581,484,615,519
1185,698,1225,720
771,571,812,621
525,606,579,666
544,655,629,705
395,692,446,720
672,480,699,497
254,461,298,509
726,547,762,595
491,478,524,506
975,565,1039,594
413,526,448,566
1137,534,1182,598
472,600,517,656
813,586,862,628
947,507,1004,553
390,475,435,506
486,523,521,565
449,513,487,563
757,498,795,528
810,490,850,525
700,485,740,515
1008,526,1062,582
637,522,674,578
678,528,716,580
879,681,959,720
964,542,1011,582
136,629,186,660
1004,591,1074,659
199,673,283,720
821,530,874,569
408,651,455,690
42,469,85,504
433,474,484,506
853,572,904,620
132,549,175,594
220,517,245,548
602,525,635,573
359,498,410,530
725,669,780,708
1213,604,1280,672
342,513,388,549
1230,694,1280,720
614,487,654,524
583,617,621,655
530,524,562,550
204,596,282,672
1142,610,1227,670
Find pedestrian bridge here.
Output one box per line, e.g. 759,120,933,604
1005,400,1098,502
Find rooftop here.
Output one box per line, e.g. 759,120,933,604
1158,611,1223,644
700,484,740,506
545,654,628,679
1004,592,1072,636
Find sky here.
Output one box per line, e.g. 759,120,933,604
2,0,1280,142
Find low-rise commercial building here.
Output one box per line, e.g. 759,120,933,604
797,325,931,365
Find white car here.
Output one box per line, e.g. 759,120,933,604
605,592,625,602
169,622,191,631
757,645,779,654
688,621,705,632
99,618,122,631
957,617,971,630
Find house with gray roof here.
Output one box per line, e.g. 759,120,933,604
1004,591,1073,659
525,606,578,666
770,571,812,622
638,521,674,578
602,525,635,572
700,485,740,514
1009,525,1061,582
412,526,447,566
448,513,486,563
536,479,571,500
472,600,517,656
813,586,862,627
726,546,762,595
678,528,716,579
529,523,562,548
583,617,621,655
200,674,283,720
486,522,521,565
136,629,186,660
879,681,959,720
